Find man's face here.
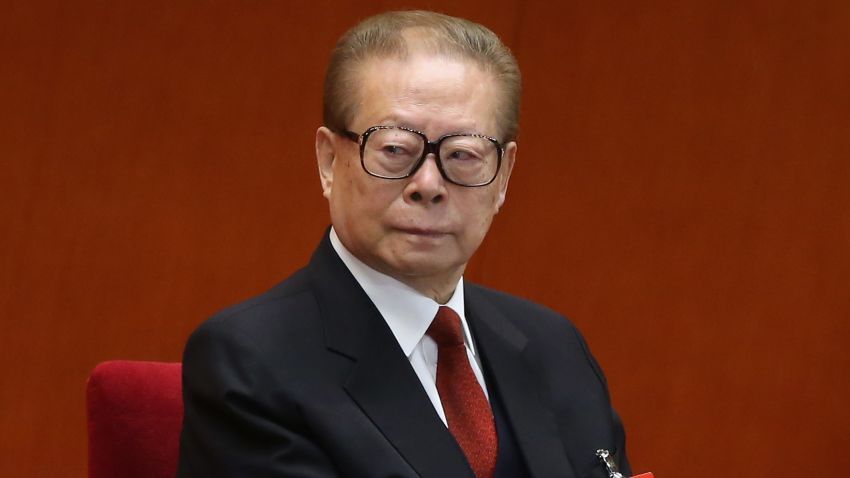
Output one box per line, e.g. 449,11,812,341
316,53,516,297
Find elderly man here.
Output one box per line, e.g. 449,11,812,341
178,10,630,478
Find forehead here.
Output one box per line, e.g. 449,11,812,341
349,53,502,137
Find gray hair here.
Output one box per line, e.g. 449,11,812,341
323,10,522,142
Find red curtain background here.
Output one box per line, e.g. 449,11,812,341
2,1,848,476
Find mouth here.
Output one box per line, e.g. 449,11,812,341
395,227,449,238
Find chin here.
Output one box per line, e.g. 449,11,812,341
386,251,465,279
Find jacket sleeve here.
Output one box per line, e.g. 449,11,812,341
177,319,340,478
573,324,631,476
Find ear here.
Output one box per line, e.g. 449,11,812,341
316,126,337,199
495,141,517,212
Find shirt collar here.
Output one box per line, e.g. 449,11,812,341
329,227,476,358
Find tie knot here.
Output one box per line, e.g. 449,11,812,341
427,306,465,347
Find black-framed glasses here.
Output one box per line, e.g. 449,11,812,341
337,125,504,187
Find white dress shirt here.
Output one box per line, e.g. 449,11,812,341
329,228,490,426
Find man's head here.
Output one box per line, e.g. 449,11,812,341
316,11,521,302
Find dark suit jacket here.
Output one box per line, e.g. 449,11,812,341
178,233,630,478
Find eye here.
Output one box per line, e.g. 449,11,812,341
383,145,410,156
445,149,481,161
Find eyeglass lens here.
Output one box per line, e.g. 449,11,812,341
362,128,499,186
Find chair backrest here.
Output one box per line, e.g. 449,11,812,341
86,360,183,478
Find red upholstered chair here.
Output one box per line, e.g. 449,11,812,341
86,360,183,478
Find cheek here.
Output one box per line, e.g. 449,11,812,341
458,193,499,237
346,176,403,224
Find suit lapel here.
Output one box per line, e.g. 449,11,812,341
344,336,473,478
307,234,473,478
466,287,577,478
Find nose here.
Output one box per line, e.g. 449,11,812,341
405,154,446,205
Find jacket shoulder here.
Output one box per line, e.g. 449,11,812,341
466,282,578,333
184,267,326,370
466,282,609,388
208,266,312,324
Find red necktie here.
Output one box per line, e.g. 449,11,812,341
427,306,498,478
